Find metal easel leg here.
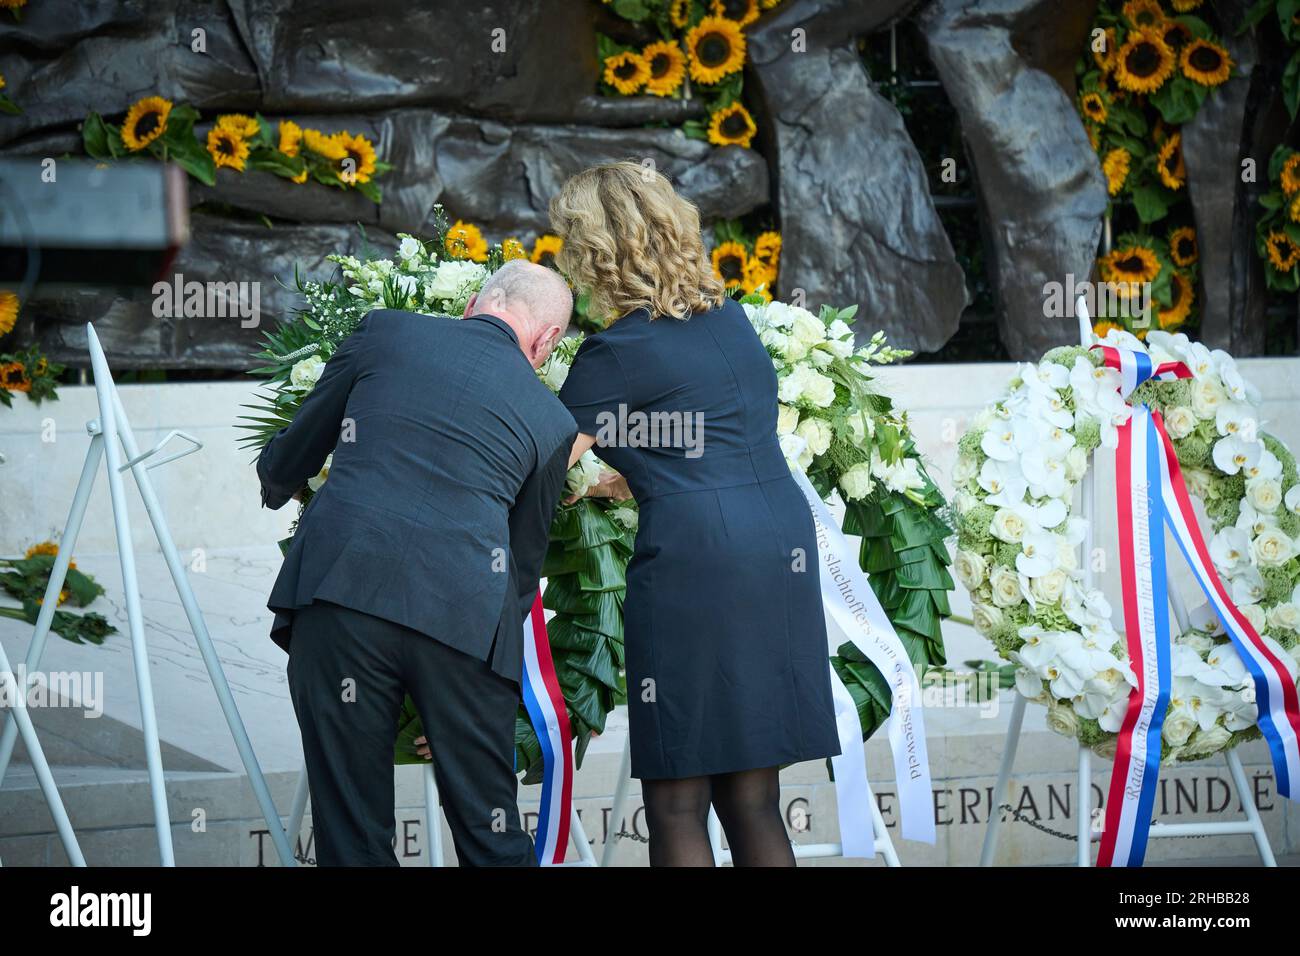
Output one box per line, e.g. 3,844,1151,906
600,734,633,867
979,692,1026,866
424,761,443,867
1076,745,1092,867
864,773,901,866
1225,748,1276,867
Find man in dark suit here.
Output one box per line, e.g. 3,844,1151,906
257,259,577,866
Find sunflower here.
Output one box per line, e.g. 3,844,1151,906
121,96,172,151
278,119,303,157
1171,0,1203,10
1157,132,1186,190
1102,147,1131,196
206,126,250,171
25,541,59,559
670,0,691,28
1087,124,1102,151
0,290,17,337
708,101,757,148
712,0,759,27
1290,193,1300,225
1266,231,1300,272
1093,27,1118,73
445,221,489,263
216,113,259,138
530,234,564,268
1122,0,1166,29
0,0,26,9
0,361,29,392
301,128,347,160
603,51,650,95
741,256,774,297
1079,90,1108,125
1169,226,1198,266
1114,29,1176,94
643,40,687,97
1180,38,1232,87
33,357,46,376
1160,18,1191,49
1093,320,1124,338
1158,272,1193,329
754,230,781,268
333,131,377,185
712,241,748,285
686,16,746,85
502,237,528,261
1104,244,1162,290
1282,153,1300,196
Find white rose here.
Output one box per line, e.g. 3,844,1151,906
1064,446,1089,481
1251,527,1295,567
1186,725,1232,757
779,433,808,470
1190,377,1228,419
289,354,325,392
989,566,1024,608
971,603,1003,637
565,452,604,498
1240,601,1267,633
990,508,1027,544
1181,631,1214,654
540,359,569,392
1163,405,1198,439
838,462,874,501
1267,602,1300,632
760,327,790,355
778,365,836,408
776,404,800,436
789,309,827,350
427,259,486,301
1030,569,1069,605
954,549,989,591
1162,710,1197,747
796,418,833,457
1046,700,1080,738
1245,477,1283,514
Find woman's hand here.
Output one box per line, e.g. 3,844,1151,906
564,468,632,505
414,735,432,760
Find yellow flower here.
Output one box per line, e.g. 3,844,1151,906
670,0,691,29
754,230,781,268
301,128,347,161
290,168,309,184
1180,39,1232,87
1171,0,1203,10
121,96,172,151
712,0,759,27
1169,226,1197,267
741,256,774,296
278,119,303,157
1079,91,1107,125
445,221,489,263
0,290,17,337
1122,0,1166,30
502,238,528,261
643,41,687,97
712,241,747,286
0,361,29,392
1292,193,1300,224
603,51,650,95
1265,231,1300,272
216,113,259,138
1160,18,1192,49
1102,147,1131,196
1114,29,1176,94
708,101,757,148
0,72,6,91
1280,153,1300,196
530,234,564,268
1104,243,1161,288
1157,132,1185,190
1158,272,1193,330
25,541,59,559
1087,124,1101,151
333,130,377,185
0,0,27,9
1093,27,1117,73
686,16,746,85
205,126,250,171
1092,320,1124,338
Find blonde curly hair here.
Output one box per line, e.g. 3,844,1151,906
549,161,726,323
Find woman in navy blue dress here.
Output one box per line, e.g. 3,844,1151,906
551,162,840,866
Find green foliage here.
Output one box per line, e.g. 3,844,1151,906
0,555,117,645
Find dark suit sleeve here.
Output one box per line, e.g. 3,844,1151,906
506,430,576,622
256,320,368,510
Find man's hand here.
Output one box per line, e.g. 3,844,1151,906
290,486,308,503
414,735,432,760
564,469,632,505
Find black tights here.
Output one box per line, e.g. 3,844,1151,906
641,767,794,867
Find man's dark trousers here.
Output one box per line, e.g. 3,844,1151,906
287,600,536,867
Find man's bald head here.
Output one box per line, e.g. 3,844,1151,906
466,260,572,369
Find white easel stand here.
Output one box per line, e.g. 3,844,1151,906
978,302,1277,867
600,725,901,867
289,756,598,866
0,324,296,866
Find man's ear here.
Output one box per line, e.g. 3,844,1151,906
463,292,478,318
532,324,562,363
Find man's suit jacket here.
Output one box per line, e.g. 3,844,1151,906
257,309,577,680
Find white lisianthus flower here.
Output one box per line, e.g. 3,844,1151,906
763,300,795,329
874,456,926,495
1190,376,1228,419
1245,477,1284,514
776,404,800,436
398,236,422,261
289,354,326,392
989,566,1024,608
307,452,333,492
1163,406,1197,439
427,259,487,302
1251,527,1295,567
779,432,808,470
990,508,1028,544
789,310,827,354
778,365,836,408
1045,700,1080,738
954,549,989,591
971,603,1003,637
1029,568,1069,605
1267,602,1300,633
565,452,604,499
838,462,874,501
796,418,833,457
759,327,790,355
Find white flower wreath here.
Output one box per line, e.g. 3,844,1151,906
953,329,1300,762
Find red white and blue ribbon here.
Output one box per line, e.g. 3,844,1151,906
1093,345,1300,866
520,590,574,865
